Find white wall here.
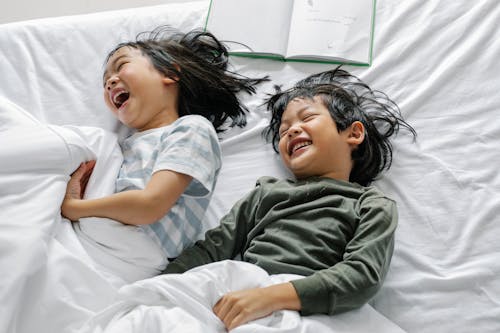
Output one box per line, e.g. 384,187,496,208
0,0,195,24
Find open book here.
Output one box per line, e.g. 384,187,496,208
205,0,376,66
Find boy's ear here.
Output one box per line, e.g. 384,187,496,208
346,121,365,147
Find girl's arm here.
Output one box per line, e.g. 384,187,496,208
61,163,192,225
213,282,301,330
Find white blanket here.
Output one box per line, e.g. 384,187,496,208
79,261,405,333
0,99,122,333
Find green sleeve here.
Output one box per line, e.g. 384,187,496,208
162,183,262,274
291,196,398,315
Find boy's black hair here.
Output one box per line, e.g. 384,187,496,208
264,67,416,186
105,26,268,132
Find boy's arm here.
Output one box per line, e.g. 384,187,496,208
166,180,301,330
163,183,263,273
291,196,398,316
61,166,192,225
210,196,396,329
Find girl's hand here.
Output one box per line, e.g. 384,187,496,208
66,160,96,199
61,160,96,220
212,282,301,330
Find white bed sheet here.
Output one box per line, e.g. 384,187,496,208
0,0,499,332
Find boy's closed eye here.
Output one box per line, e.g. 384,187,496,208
279,113,318,137
279,127,289,138
302,113,317,122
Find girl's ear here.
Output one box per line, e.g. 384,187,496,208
162,76,178,85
347,121,365,147
162,64,181,85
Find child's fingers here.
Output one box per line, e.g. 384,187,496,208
73,161,95,179
67,161,96,198
82,170,92,186
79,160,96,197
86,160,97,171
83,162,95,179
220,305,241,330
71,162,86,177
213,294,246,330
212,297,225,318
226,313,247,331
213,297,231,325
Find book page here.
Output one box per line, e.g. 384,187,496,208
205,0,293,56
286,0,374,63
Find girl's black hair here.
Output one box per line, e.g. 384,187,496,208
105,26,268,132
264,67,416,186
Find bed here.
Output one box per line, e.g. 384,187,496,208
0,0,499,332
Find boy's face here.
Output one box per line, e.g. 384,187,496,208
102,46,178,131
278,97,354,181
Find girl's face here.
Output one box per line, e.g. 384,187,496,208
103,46,178,131
277,96,358,180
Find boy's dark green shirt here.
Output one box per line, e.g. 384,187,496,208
164,176,397,316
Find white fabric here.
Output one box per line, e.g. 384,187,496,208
0,98,120,332
0,0,499,332
74,217,169,284
79,260,405,333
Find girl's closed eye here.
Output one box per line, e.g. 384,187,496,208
116,61,128,72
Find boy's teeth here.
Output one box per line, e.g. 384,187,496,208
292,141,311,153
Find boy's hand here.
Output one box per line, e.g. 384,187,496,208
61,160,96,220
213,282,301,330
213,287,272,330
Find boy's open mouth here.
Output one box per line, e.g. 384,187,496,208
113,91,130,109
289,140,312,155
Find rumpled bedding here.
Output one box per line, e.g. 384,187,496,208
0,98,122,333
1,0,500,332
79,261,405,333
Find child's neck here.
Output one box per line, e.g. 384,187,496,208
136,106,179,132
